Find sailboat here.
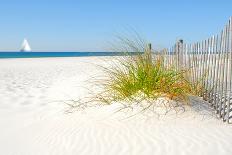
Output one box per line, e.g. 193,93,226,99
20,39,32,52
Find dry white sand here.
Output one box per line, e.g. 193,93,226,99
0,57,232,155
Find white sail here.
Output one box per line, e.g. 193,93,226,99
20,39,32,52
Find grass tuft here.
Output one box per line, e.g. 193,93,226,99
69,37,207,117
98,52,195,105
95,36,207,115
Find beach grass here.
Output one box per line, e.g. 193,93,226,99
68,37,207,116
98,53,190,103
93,38,207,115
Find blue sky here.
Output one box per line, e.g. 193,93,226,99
0,0,231,51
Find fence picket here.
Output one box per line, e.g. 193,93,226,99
162,18,232,123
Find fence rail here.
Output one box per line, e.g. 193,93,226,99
160,17,232,123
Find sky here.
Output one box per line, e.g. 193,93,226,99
0,0,231,51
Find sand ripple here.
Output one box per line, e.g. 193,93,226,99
0,57,232,155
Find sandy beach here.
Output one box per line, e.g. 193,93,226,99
0,57,232,155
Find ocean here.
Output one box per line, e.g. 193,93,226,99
0,52,142,59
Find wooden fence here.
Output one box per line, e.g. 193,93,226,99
161,17,232,123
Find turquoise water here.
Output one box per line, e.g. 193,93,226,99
0,52,142,59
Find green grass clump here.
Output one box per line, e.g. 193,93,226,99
98,51,197,105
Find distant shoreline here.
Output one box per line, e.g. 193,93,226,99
0,52,143,59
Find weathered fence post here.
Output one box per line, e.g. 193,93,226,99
177,39,184,69
148,43,152,52
146,43,152,63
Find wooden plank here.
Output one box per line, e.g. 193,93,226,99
192,43,196,85
212,35,218,107
169,47,171,68
169,47,171,67
216,30,224,115
187,44,192,82
199,41,204,97
219,29,226,118
191,44,195,84
208,36,214,104
196,42,199,86
227,17,232,123
184,43,188,69
205,38,211,100
222,25,229,121
203,39,208,100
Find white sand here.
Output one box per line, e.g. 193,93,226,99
0,57,232,155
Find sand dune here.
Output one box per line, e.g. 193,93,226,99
0,57,232,155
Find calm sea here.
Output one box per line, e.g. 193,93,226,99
0,52,142,59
